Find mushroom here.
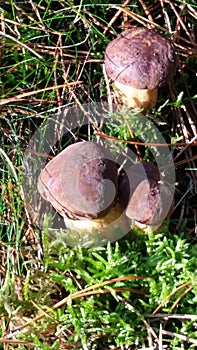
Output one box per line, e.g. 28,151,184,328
37,141,129,244
118,162,174,231
104,27,178,110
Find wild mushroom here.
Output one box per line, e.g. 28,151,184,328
118,162,174,231
104,27,178,110
37,141,129,244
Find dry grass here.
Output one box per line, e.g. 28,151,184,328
0,1,197,349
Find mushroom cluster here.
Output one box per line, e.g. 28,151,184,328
37,141,173,245
104,27,178,110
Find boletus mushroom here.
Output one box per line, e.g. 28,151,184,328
104,27,178,110
119,162,174,232
37,141,129,245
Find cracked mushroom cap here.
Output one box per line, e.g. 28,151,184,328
37,141,118,220
105,27,178,90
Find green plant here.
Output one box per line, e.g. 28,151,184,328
0,1,197,349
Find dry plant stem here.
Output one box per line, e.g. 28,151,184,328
169,198,186,230
0,148,32,230
75,47,91,82
103,0,130,34
28,34,91,50
149,313,197,320
174,134,197,161
160,0,172,33
123,116,143,161
187,4,197,20
30,299,55,321
139,0,154,24
122,0,130,26
1,16,70,36
174,5,184,42
167,0,193,41
104,138,136,165
110,5,165,31
13,1,42,29
173,186,190,214
161,286,194,330
184,107,197,138
174,154,197,167
170,105,189,145
87,12,113,34
169,285,193,313
183,83,197,135
159,324,163,350
117,295,158,346
97,131,197,148
162,330,197,346
54,35,63,108
10,275,151,335
0,339,36,346
29,0,45,29
0,82,82,106
152,282,193,315
175,41,197,57
0,13,5,49
0,30,42,59
103,64,113,112
70,91,100,130
59,39,71,103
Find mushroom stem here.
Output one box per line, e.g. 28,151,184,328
114,81,158,110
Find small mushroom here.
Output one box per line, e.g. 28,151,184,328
118,162,174,231
104,27,178,110
37,141,129,244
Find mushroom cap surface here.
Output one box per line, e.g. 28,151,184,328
118,162,160,210
105,27,178,90
119,162,172,226
126,179,162,226
37,141,118,220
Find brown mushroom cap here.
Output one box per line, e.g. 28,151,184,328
105,27,178,90
37,141,118,220
118,162,173,226
118,162,160,210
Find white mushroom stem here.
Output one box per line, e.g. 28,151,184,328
114,81,158,110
